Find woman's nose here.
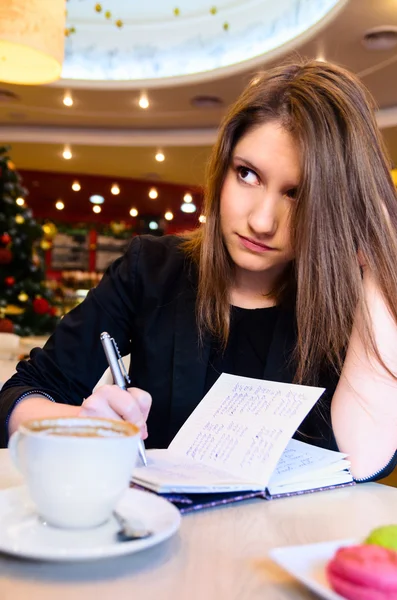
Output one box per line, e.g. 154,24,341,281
247,194,279,236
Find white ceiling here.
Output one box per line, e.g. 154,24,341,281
0,0,396,187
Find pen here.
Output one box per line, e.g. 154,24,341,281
100,331,147,466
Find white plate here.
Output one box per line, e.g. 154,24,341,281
270,539,358,600
0,485,181,562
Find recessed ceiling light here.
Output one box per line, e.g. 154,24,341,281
111,183,120,195
130,208,138,217
139,93,149,109
93,205,102,214
63,92,73,107
149,221,159,230
191,95,223,108
72,181,81,191
55,200,64,210
164,211,173,221
199,215,206,223
181,203,196,213
62,146,72,160
155,151,165,162
183,192,193,203
148,187,158,199
362,26,397,50
90,195,104,204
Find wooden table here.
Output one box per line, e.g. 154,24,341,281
0,451,396,599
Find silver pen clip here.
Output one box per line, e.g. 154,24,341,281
109,336,131,386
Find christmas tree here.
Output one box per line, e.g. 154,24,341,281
0,146,58,336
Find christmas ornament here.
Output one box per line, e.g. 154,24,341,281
40,240,52,251
42,222,58,240
33,297,50,315
32,252,41,266
4,276,15,286
0,318,14,334
7,161,15,170
18,292,29,302
0,232,11,246
15,215,25,224
95,3,102,12
115,19,123,27
173,7,180,16
5,304,24,315
105,10,111,19
0,248,12,264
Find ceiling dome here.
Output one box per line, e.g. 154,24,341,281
62,0,347,86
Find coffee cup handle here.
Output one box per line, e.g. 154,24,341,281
8,431,22,472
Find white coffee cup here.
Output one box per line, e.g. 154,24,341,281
8,416,140,529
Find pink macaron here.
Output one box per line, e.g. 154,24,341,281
327,544,397,599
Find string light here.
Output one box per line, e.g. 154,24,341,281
16,197,25,206
55,200,64,210
155,151,165,162
93,205,102,214
148,187,158,199
164,211,173,221
183,192,193,203
62,146,72,160
72,181,81,191
111,183,120,195
129,208,138,217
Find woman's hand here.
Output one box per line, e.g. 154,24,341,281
79,385,152,439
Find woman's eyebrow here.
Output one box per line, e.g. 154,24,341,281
233,155,259,172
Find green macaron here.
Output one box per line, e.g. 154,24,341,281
365,525,397,551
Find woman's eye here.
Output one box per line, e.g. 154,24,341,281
285,188,298,200
236,166,259,185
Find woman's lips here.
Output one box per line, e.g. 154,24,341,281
237,234,275,253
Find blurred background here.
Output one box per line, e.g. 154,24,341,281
0,0,397,329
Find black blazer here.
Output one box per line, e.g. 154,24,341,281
0,235,381,469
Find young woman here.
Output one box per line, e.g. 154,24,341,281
1,59,397,481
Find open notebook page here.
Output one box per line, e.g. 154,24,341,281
168,373,325,488
132,449,262,493
268,438,351,486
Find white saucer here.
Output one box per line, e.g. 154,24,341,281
0,486,181,561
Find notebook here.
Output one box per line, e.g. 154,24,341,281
132,373,353,503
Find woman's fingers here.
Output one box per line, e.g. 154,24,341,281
80,385,152,438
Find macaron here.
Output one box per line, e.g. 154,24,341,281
327,544,397,600
366,525,397,551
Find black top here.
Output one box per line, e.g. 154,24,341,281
205,306,279,394
0,235,396,480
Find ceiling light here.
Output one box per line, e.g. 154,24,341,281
62,146,72,160
72,181,81,191
181,203,196,213
155,151,165,162
183,192,193,203
55,200,64,210
148,187,158,199
63,92,73,107
130,208,138,217
111,183,120,195
93,205,101,214
199,215,206,223
89,195,104,204
149,221,159,230
164,211,173,221
362,26,397,50
16,197,25,206
139,93,149,109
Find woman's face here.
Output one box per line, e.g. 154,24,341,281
220,121,300,290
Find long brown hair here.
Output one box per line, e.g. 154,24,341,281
182,59,397,385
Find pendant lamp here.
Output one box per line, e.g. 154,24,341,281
0,0,66,85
